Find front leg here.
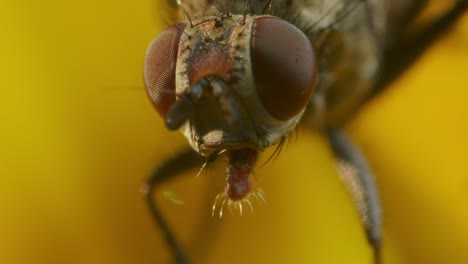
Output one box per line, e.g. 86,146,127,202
326,128,383,264
142,148,202,264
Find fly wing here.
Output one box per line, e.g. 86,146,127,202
381,0,428,45
363,0,429,47
371,0,467,97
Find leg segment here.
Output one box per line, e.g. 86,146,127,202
326,128,382,264
143,148,202,264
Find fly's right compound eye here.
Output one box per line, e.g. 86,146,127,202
144,24,186,118
251,17,317,121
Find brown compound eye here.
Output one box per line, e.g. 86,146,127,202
251,17,317,121
144,24,186,118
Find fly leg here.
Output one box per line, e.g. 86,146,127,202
326,128,382,264
142,148,202,264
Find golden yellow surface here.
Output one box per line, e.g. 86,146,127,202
1,1,467,263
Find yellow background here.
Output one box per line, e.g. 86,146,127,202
1,1,467,263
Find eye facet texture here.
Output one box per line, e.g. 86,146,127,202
251,17,317,120
144,24,185,117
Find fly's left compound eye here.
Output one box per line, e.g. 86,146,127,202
251,17,317,120
144,24,186,118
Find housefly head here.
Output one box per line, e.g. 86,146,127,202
144,13,317,205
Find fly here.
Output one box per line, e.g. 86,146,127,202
142,1,467,263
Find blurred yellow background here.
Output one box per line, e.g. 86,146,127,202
1,1,467,263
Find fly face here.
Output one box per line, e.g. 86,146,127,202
144,8,317,201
